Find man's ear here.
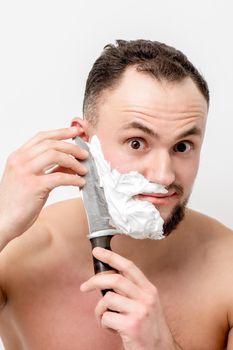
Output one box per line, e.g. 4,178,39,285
70,117,89,142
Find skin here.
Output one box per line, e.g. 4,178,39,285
0,66,233,349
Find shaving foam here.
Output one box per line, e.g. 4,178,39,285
88,135,167,240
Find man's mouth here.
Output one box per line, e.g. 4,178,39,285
135,192,178,205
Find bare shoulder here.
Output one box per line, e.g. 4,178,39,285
184,208,232,241
174,208,233,275
30,197,90,264
186,208,233,312
0,197,86,261
181,208,233,283
40,197,88,239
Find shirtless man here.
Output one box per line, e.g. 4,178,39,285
0,39,232,350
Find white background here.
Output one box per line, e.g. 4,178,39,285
0,0,232,348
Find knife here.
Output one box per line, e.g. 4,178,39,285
74,136,119,294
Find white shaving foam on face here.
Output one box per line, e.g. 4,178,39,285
88,135,168,240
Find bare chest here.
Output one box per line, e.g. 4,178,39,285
0,250,123,350
0,247,229,350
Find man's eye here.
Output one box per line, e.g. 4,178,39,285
173,141,192,153
128,138,145,150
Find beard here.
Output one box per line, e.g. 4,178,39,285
162,198,188,236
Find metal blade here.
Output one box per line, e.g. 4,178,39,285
74,137,118,238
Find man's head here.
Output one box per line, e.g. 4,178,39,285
83,39,209,127
76,39,209,235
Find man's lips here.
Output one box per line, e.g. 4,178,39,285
135,192,178,205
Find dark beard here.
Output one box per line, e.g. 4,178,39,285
163,199,188,236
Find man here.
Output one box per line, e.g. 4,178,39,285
0,39,232,349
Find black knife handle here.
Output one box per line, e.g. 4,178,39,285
90,235,117,296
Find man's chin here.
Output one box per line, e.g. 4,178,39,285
161,199,188,236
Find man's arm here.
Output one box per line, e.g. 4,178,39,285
0,126,88,309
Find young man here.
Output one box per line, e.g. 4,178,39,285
0,39,232,350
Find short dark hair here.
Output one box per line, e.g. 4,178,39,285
83,39,209,126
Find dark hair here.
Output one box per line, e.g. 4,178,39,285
83,39,209,126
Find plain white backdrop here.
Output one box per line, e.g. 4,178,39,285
0,0,232,348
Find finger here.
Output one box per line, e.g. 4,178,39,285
41,172,86,189
18,139,89,163
95,291,136,319
80,273,140,299
47,165,76,175
100,310,125,331
92,247,152,289
29,150,87,176
18,126,80,151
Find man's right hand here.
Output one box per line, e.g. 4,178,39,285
0,126,88,247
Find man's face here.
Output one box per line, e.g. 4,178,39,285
87,67,208,232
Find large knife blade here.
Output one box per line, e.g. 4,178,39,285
74,137,117,238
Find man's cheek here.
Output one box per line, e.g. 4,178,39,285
104,153,134,174
178,167,197,192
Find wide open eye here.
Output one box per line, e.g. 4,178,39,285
128,138,145,150
173,141,192,153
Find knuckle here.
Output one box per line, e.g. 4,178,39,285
146,296,156,309
127,317,140,333
6,153,28,177
145,286,158,308
43,139,54,149
128,305,149,330
114,274,123,285
138,304,148,319
7,152,20,168
46,149,57,160
35,131,45,138
124,259,134,271
150,285,158,298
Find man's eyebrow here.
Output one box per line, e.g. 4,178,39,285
177,126,202,139
122,122,202,140
122,121,158,138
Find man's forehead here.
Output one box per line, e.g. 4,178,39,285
98,68,208,119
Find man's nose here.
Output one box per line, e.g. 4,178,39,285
144,151,176,187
